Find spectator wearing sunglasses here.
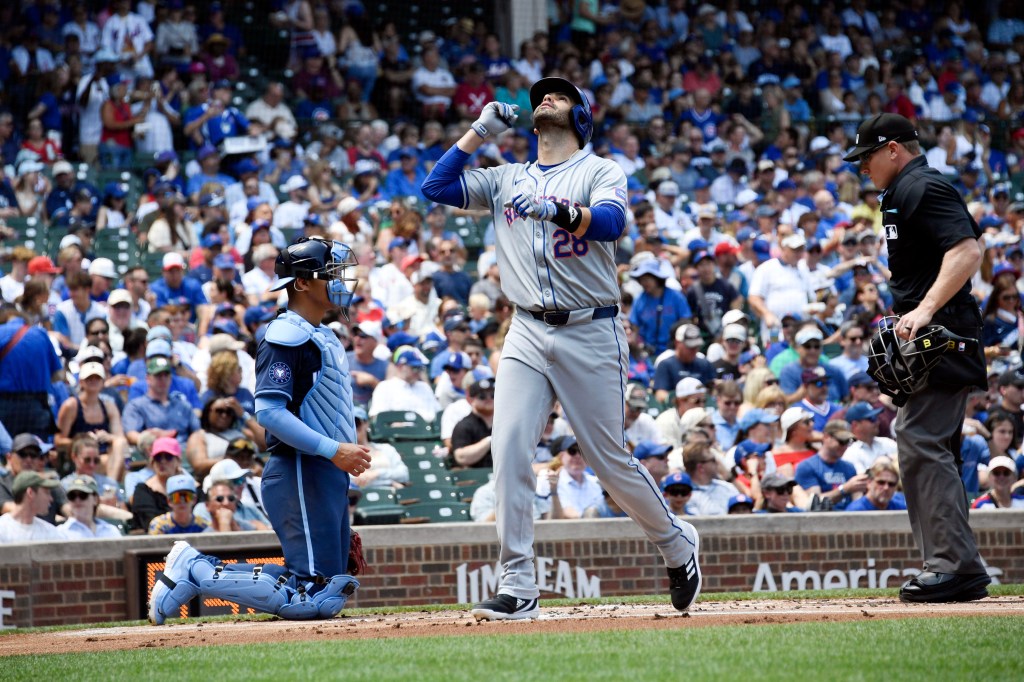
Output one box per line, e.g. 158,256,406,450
843,401,897,474
828,322,869,380
61,435,124,509
777,324,848,405
199,480,252,532
845,459,907,512
796,367,842,431
0,434,69,524
833,372,896,438
130,437,184,532
547,436,604,520
756,471,805,513
59,475,122,539
661,471,693,516
449,379,495,469
972,456,1024,509
795,420,868,510
148,473,210,535
683,441,740,516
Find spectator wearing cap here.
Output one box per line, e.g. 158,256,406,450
347,323,389,407
52,271,105,353
431,240,474,306
427,312,472,377
245,82,298,143
711,325,747,382
837,371,897,439
0,434,69,525
383,147,428,203
544,435,604,519
148,472,209,534
369,347,440,422
774,405,820,464
55,349,129,466
390,267,440,338
972,455,1024,509
87,257,118,304
748,231,816,343
44,160,99,225
97,181,131,231
709,157,749,206
151,253,209,322
449,378,496,469
845,458,907,512
795,419,867,510
777,323,848,405
189,232,227,285
634,440,672,485
687,250,742,341
652,323,715,403
683,440,740,516
628,259,692,357
184,144,234,199
122,353,207,469
195,458,270,530
273,175,311,229
843,401,897,473
58,473,123,539
655,377,708,448
652,180,693,243
624,383,661,447
993,368,1024,438
182,77,251,148
124,328,200,407
661,471,694,516
100,0,154,78
241,244,281,307
731,438,770,499
0,470,63,543
756,471,804,513
709,380,743,450
434,351,473,410
795,366,842,431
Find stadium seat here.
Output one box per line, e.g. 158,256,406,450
358,487,398,508
401,500,470,524
396,483,462,506
370,410,437,441
450,468,492,488
389,440,439,459
405,469,453,486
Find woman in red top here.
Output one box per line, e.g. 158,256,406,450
100,73,147,170
20,118,62,163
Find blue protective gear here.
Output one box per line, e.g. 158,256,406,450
510,193,556,222
529,77,593,148
195,563,358,620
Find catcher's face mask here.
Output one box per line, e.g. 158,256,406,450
867,316,978,397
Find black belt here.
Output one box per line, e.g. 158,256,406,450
527,305,618,327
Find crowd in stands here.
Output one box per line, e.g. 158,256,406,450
3,0,1024,543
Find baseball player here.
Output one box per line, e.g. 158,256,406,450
149,237,372,624
422,77,701,620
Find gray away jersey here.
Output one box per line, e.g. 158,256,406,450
460,151,627,311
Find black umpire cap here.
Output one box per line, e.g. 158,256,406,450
843,113,919,163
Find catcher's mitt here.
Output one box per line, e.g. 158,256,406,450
348,531,368,576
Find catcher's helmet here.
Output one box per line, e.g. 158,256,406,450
529,77,593,148
866,316,978,400
269,236,357,309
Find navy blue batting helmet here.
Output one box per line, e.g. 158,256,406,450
529,77,593,148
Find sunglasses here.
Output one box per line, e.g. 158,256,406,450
213,494,238,503
720,399,740,406
847,335,864,342
999,294,1019,302
565,447,582,456
17,449,46,459
872,479,898,488
665,487,693,497
771,485,796,494
764,379,779,386
152,453,177,463
990,469,1014,477
809,380,827,388
68,491,92,501
168,491,195,504
802,342,822,349
81,457,101,465
834,437,854,446
214,407,235,416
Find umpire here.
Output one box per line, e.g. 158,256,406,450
844,113,989,603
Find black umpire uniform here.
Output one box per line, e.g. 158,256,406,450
846,113,990,603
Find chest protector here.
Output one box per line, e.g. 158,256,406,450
265,311,355,447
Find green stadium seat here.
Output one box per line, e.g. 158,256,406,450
390,440,439,459
358,487,398,508
405,469,453,486
370,410,438,442
396,483,462,506
401,500,470,524
450,468,492,488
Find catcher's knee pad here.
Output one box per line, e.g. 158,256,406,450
278,575,359,620
198,565,293,615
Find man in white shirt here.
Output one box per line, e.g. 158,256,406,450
683,441,739,516
369,348,441,422
412,46,456,120
241,244,280,306
551,436,604,518
389,269,440,337
101,0,155,79
272,175,310,229
76,50,118,164
624,384,661,447
244,82,297,142
0,472,64,543
843,402,897,473
652,181,694,243
748,232,815,342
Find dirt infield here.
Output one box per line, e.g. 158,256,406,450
3,596,1023,657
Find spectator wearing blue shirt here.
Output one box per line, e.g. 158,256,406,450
795,420,868,511
44,160,99,223
122,356,206,472
346,323,389,407
431,241,473,306
185,144,236,198
844,459,907,512
182,79,250,149
796,366,843,430
126,337,203,410
629,259,692,357
428,315,471,380
652,323,716,403
0,314,63,439
150,252,209,322
778,325,848,404
959,430,990,497
383,147,428,202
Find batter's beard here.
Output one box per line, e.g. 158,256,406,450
533,106,571,134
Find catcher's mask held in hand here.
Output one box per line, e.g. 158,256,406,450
867,316,979,399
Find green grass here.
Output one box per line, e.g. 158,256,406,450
4,583,1023,637
4,617,1022,681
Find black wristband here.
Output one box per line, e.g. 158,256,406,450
550,203,583,231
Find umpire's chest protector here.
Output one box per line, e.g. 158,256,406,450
882,157,986,391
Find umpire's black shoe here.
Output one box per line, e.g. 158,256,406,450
667,521,702,612
898,571,991,603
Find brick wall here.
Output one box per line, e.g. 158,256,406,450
1,512,1021,628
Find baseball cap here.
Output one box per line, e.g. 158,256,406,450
733,439,771,466
727,494,755,511
752,237,772,258
761,471,796,490
400,253,427,272
675,323,703,348
235,158,260,175
395,348,426,367
675,376,706,398
167,473,197,496
626,385,649,409
12,471,60,497
629,259,668,280
795,327,824,346
777,178,799,191
715,241,740,257
442,351,471,371
552,435,578,454
106,289,133,307
657,180,680,196
146,339,172,358
781,406,814,434
146,356,172,374
692,250,714,265
244,305,276,328
781,233,807,249
823,420,854,443
634,440,672,460
847,372,877,388
27,255,61,275
209,333,245,355
443,316,470,333
337,196,361,217
737,408,779,431
65,475,99,496
988,455,1017,476
801,366,828,384
52,160,74,176
199,191,225,207
846,401,883,422
211,319,241,338
214,253,236,270
200,233,224,249
197,142,219,161
738,349,760,365
843,113,919,162
734,188,759,208
203,459,249,493
79,362,106,381
722,310,748,327
88,257,117,280
736,227,758,243
467,378,495,398
152,437,182,458
661,471,693,492
12,433,50,454
388,237,410,251
722,323,747,342
162,252,186,270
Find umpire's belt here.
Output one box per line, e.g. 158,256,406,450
524,304,618,327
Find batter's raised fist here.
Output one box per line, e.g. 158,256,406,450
472,102,520,139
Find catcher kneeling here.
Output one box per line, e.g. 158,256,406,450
149,238,372,623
